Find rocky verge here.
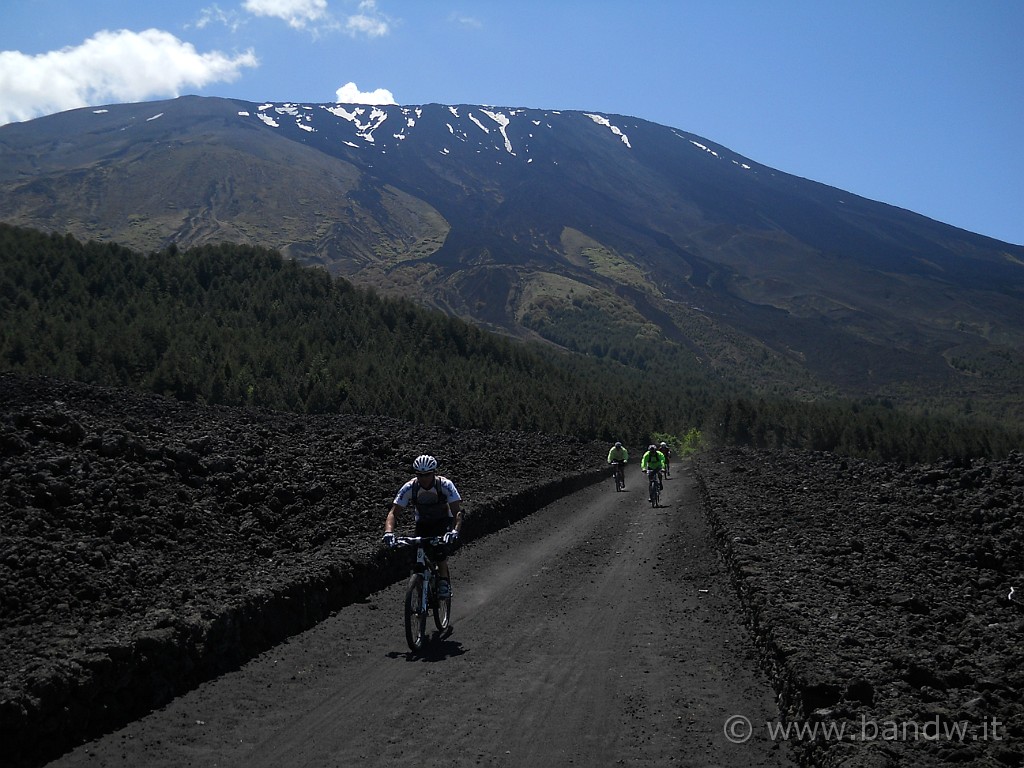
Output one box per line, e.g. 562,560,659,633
695,447,1024,767
0,373,607,766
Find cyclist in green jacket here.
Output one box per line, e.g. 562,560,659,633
607,441,629,489
641,444,666,491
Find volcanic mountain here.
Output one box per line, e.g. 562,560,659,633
1,95,1022,413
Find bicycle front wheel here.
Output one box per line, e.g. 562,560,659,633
404,573,428,652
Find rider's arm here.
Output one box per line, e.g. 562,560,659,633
384,503,402,534
449,500,464,533
437,477,464,533
386,480,418,533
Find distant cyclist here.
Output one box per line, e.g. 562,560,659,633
659,441,672,478
641,444,666,492
382,454,464,599
607,441,629,489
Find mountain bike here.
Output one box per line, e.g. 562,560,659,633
610,461,625,492
645,469,661,507
394,536,451,652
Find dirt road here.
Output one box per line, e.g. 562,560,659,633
47,466,794,767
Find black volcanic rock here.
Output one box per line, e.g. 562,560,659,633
696,446,1024,767
0,372,607,765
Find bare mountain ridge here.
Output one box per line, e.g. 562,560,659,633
1,95,1022,409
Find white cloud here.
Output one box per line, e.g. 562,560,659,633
335,81,396,105
346,0,390,37
0,29,258,126
240,0,389,37
243,0,329,30
448,12,482,29
193,5,244,33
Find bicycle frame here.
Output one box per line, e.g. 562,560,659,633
412,542,434,614
395,536,450,652
645,468,662,506
610,461,625,490
397,536,439,606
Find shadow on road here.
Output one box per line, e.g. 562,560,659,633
384,628,467,662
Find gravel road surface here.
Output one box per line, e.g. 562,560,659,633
46,465,792,768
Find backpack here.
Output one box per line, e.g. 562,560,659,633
411,476,449,520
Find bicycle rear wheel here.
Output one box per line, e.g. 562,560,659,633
433,584,451,632
404,573,427,652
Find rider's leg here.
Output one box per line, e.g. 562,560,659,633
437,560,452,598
418,520,453,595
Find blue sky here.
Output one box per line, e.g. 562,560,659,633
2,0,1021,245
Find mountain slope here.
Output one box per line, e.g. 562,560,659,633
1,95,1022,415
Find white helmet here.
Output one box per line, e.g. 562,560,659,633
412,454,438,473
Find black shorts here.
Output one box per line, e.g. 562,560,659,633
415,518,453,561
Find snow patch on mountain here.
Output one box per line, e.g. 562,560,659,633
481,109,515,155
322,104,388,142
232,101,714,167
584,113,631,148
468,113,489,135
690,140,719,158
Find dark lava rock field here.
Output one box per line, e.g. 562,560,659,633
696,447,1024,767
3,371,1022,767
0,373,606,766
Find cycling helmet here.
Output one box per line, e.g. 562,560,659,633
659,442,668,448
614,441,623,448
649,444,657,451
412,454,438,473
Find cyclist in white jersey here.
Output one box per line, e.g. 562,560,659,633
382,454,464,599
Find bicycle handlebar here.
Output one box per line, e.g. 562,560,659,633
394,536,443,547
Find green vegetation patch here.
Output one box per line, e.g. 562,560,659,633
560,227,653,292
